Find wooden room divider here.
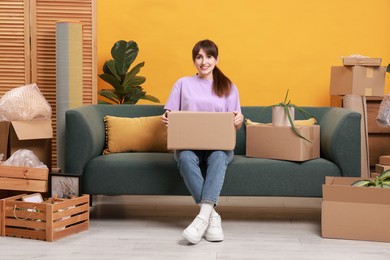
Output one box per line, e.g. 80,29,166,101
0,0,97,169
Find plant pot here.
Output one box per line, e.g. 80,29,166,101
272,106,295,126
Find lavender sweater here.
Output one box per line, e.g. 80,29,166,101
164,75,241,112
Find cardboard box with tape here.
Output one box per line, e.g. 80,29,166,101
330,66,386,96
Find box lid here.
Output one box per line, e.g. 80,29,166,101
343,57,382,66
11,120,53,140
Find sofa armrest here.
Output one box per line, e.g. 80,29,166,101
319,107,361,177
64,106,106,174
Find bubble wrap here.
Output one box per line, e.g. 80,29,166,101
0,83,51,121
376,94,390,127
2,149,47,168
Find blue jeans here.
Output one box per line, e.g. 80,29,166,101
174,150,234,206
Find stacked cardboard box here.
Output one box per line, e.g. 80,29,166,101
372,155,390,178
330,57,386,178
330,57,385,96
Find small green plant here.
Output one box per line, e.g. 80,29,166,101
98,40,160,105
260,89,316,142
351,170,390,188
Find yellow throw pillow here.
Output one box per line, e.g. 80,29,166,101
103,115,168,154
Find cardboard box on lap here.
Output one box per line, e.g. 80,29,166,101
246,124,320,161
0,120,53,170
167,111,236,150
322,176,390,243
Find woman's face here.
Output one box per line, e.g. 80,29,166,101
194,48,218,79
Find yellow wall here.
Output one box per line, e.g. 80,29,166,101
97,0,390,106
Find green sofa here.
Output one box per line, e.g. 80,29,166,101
64,105,361,198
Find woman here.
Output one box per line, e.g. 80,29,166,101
162,39,244,244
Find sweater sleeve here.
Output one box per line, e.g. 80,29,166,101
164,80,181,111
226,84,242,113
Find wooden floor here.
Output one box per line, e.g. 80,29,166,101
1,195,390,260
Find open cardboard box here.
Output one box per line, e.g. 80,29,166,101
0,120,52,170
322,176,390,242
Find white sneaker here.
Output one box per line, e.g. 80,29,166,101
205,214,224,242
182,215,208,244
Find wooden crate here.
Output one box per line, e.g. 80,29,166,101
0,166,49,192
0,194,89,242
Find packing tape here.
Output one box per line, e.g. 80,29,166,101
366,67,374,78
365,88,373,96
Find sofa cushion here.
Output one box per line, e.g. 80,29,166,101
103,115,168,154
83,153,187,195
222,156,342,197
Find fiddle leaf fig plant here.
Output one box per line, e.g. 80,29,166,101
351,170,390,188
260,89,316,142
98,40,160,104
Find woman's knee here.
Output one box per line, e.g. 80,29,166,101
209,151,228,162
177,150,199,168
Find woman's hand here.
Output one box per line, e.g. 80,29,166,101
162,110,170,126
233,111,244,130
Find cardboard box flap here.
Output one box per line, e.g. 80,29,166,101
11,120,53,140
323,176,390,205
0,121,10,155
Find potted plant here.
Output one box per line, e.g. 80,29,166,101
98,40,160,104
258,89,316,142
351,170,390,188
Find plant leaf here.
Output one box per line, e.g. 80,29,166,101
123,87,145,104
290,104,317,119
103,60,120,81
122,62,145,87
140,94,160,103
379,169,390,182
283,105,312,143
351,179,373,187
98,89,120,104
99,74,122,92
283,89,289,103
123,76,146,92
112,40,139,76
